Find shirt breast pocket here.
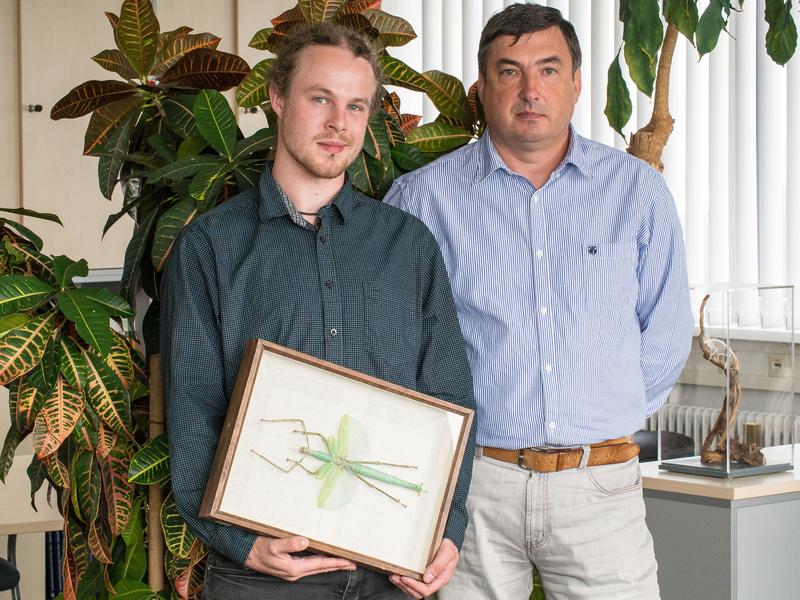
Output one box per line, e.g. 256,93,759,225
582,242,638,316
363,284,418,367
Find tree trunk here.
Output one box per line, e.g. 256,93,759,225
627,23,679,172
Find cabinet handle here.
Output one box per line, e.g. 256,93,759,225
26,104,43,113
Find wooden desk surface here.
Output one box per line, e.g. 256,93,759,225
641,444,800,500
0,454,63,535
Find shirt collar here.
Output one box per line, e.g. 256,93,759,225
257,163,355,224
473,125,593,185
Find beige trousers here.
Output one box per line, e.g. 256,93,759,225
438,450,660,600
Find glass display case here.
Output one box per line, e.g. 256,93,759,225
658,284,797,478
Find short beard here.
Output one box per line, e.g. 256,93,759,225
281,131,356,180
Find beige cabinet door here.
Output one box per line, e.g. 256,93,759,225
19,0,132,269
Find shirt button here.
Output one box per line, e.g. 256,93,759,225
540,306,548,316
319,235,327,244
544,364,552,373
536,249,543,259
324,280,333,289
329,328,337,337
533,193,540,204
548,421,556,431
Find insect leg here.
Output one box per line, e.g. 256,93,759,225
354,473,408,508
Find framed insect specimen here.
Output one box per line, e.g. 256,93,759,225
200,339,474,579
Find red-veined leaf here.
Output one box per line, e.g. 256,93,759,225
0,312,56,385
99,442,134,536
159,49,250,91
83,94,145,156
116,0,160,79
151,32,222,78
83,351,132,438
50,80,136,120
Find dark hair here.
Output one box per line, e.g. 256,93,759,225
268,22,384,114
478,3,582,75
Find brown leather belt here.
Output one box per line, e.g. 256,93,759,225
482,436,640,473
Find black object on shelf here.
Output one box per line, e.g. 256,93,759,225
0,557,20,591
634,430,695,462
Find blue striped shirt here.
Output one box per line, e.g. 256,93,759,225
384,128,693,449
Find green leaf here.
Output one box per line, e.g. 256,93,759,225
70,449,101,523
58,290,112,357
189,162,236,207
97,114,133,200
1,219,44,251
78,288,134,318
663,0,700,43
363,112,391,161
83,351,132,438
765,0,798,65
50,80,137,120
605,51,633,138
405,122,472,154
303,0,346,23
146,155,223,183
116,0,160,79
379,56,428,91
99,442,134,536
234,127,276,159
52,256,89,289
110,536,147,583
26,334,59,398
26,455,47,509
164,94,199,139
0,207,62,225
233,165,263,191
159,49,250,91
14,382,42,433
193,90,237,159
0,314,33,338
106,334,135,388
696,0,727,57
177,136,207,160
0,275,54,317
620,0,662,97
84,95,145,156
391,143,427,172
128,433,170,484
92,49,138,80
0,312,56,385
151,198,198,272
363,9,416,47
109,580,156,600
0,425,24,483
420,71,470,123
120,207,160,308
347,152,385,197
161,493,197,557
71,404,99,451
122,496,145,545
41,376,84,447
248,27,274,51
235,58,274,108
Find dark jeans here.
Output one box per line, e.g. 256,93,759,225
201,551,408,599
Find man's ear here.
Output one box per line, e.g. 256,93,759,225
477,73,485,104
269,84,284,119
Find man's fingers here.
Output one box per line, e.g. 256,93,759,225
270,535,310,555
422,539,458,584
389,575,423,599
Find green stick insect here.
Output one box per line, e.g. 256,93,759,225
252,414,424,509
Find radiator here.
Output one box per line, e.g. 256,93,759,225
645,405,800,454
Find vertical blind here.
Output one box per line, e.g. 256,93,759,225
382,0,800,328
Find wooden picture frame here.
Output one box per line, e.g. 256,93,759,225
200,339,474,579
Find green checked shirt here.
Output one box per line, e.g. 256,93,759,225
161,165,477,566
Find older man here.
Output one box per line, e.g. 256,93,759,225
385,4,693,599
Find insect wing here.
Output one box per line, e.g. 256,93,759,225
342,415,369,460
315,462,334,480
317,465,358,510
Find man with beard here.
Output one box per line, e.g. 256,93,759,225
385,4,692,599
161,22,475,600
